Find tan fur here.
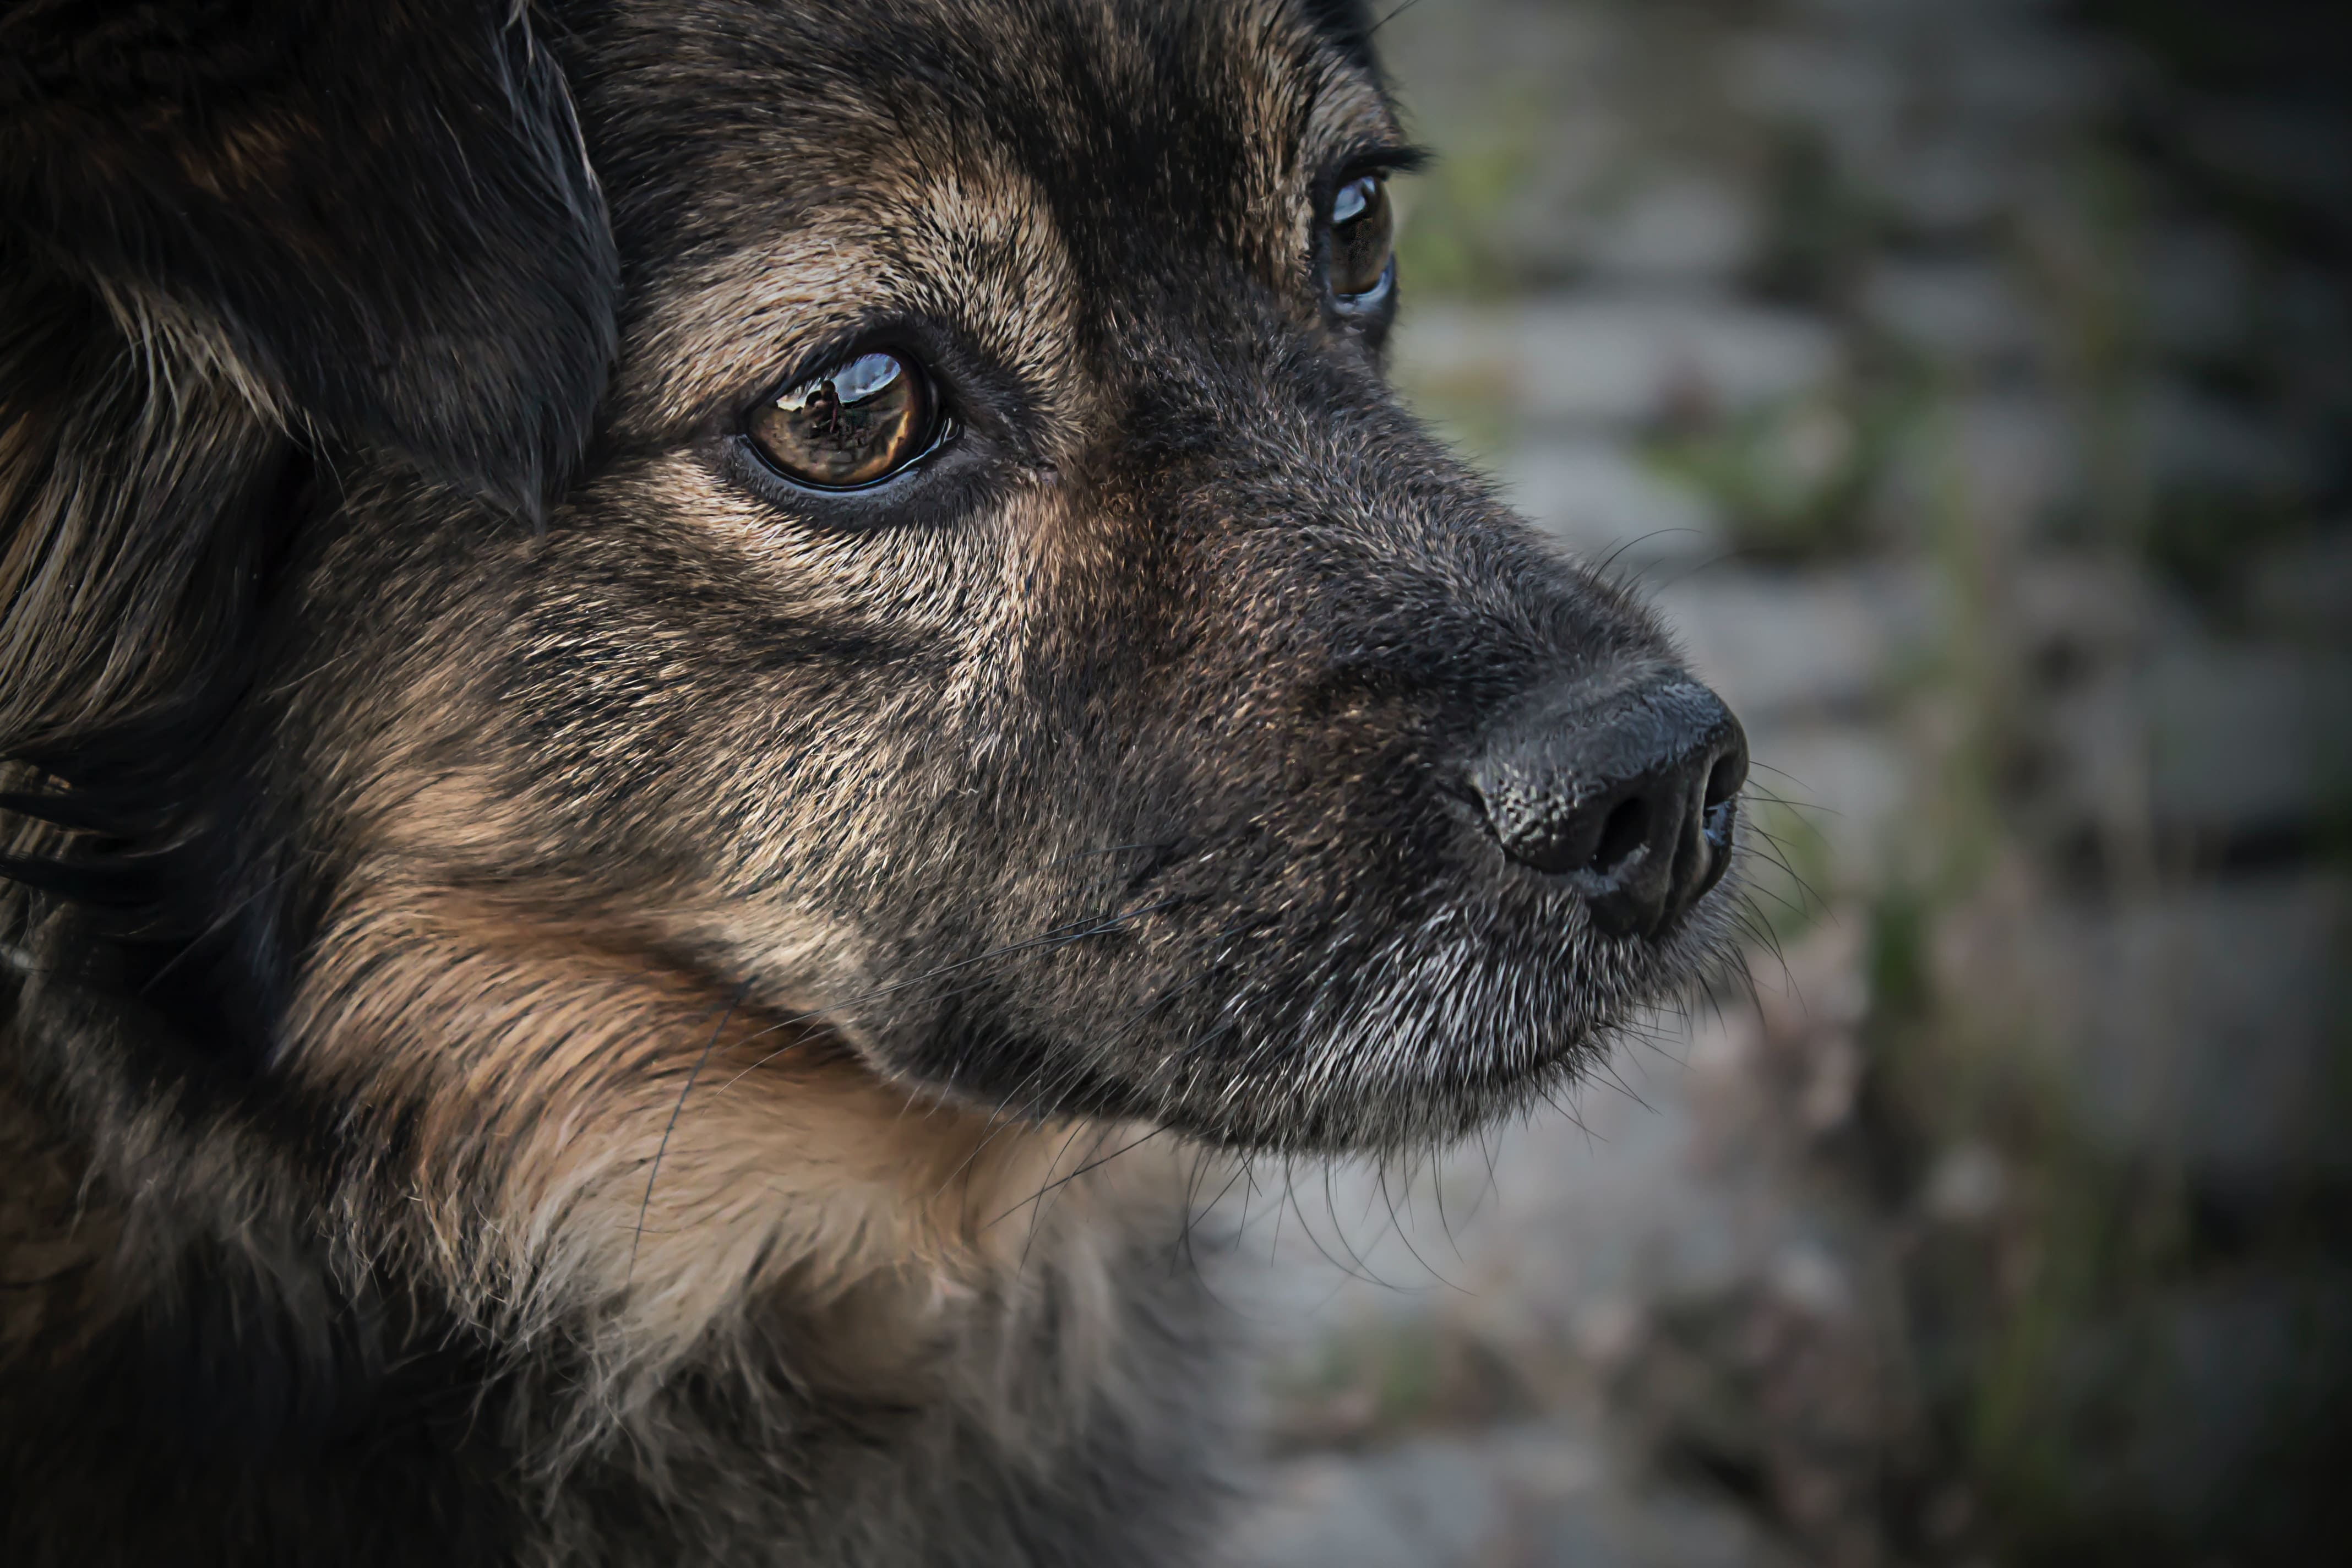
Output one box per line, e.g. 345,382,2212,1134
284,876,1185,1423
93,277,286,432
617,152,1088,448
1204,0,1399,285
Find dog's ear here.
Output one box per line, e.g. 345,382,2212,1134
1,0,616,758
0,0,617,514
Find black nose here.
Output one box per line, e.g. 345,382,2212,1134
1468,674,1748,938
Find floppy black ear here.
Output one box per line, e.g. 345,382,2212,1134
0,0,616,768
0,0,617,515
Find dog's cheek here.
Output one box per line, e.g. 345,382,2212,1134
465,470,1052,927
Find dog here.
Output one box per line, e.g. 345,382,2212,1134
0,1,1749,1561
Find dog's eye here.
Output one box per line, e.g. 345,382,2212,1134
1329,174,1393,301
748,351,938,488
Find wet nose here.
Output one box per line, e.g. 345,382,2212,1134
1468,674,1748,938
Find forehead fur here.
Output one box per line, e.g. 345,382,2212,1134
569,0,1397,437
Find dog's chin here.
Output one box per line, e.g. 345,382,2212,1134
872,877,1744,1158
1200,888,1739,1154
1138,999,1620,1156
1145,1028,1607,1156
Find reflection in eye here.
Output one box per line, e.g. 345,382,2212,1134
748,350,937,489
1330,174,1393,301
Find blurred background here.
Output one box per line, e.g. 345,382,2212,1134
1232,2,2352,1564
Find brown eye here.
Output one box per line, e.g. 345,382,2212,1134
747,350,937,488
1329,173,1393,301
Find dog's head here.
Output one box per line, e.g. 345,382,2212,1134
4,0,1742,1241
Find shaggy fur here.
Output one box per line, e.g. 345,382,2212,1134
0,1,1743,1561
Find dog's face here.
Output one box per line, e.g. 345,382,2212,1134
242,0,1746,1165
273,0,1734,1159
7,0,1741,1190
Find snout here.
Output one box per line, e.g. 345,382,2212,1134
1468,674,1747,939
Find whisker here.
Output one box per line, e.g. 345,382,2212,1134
629,982,748,1283
994,1125,1172,1234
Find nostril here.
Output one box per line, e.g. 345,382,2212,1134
1588,794,1649,875
1703,753,1743,812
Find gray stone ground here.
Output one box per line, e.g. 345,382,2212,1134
1223,3,2352,1564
